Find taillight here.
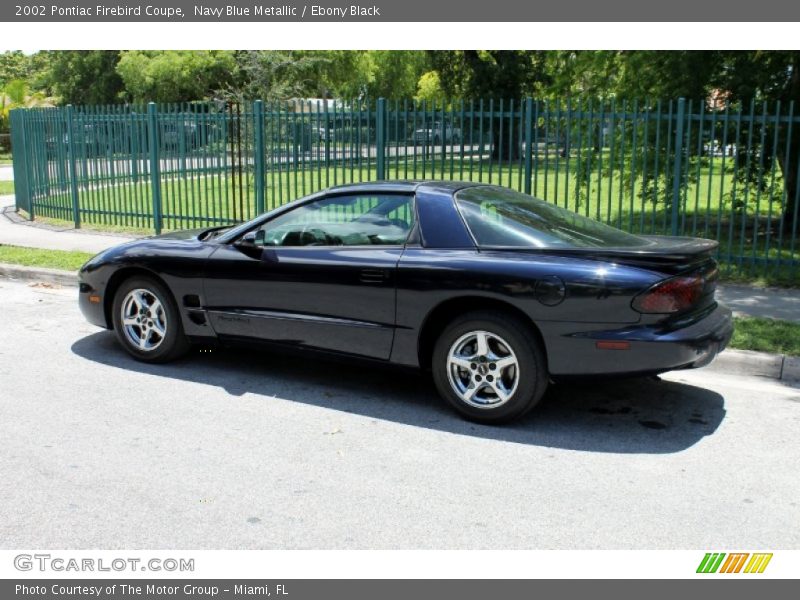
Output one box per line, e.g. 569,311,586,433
632,275,705,314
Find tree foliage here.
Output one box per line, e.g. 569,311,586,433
116,51,237,103
429,51,550,99
41,51,124,105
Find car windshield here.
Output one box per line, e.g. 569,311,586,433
454,186,648,248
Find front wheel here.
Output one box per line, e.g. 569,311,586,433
111,276,189,363
432,311,548,423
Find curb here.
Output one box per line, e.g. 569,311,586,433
0,262,798,384
0,262,78,287
700,349,799,383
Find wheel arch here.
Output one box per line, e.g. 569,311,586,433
417,296,548,372
103,266,172,329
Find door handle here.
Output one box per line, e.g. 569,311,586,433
359,268,389,283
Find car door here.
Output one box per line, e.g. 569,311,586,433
202,192,416,360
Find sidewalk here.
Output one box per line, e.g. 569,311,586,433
0,166,13,181
716,285,800,322
1,192,799,322
0,194,136,254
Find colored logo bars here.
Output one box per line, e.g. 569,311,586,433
697,553,773,574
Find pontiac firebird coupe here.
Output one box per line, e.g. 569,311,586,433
78,181,733,423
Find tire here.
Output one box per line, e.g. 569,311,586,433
111,276,189,363
431,311,548,424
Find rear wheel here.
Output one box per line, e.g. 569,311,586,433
112,276,189,363
432,311,547,423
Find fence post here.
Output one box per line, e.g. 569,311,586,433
65,105,81,228
670,97,686,236
253,99,265,214
524,98,534,195
376,97,386,180
147,102,163,234
9,110,33,219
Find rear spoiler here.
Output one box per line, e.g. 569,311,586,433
482,237,719,274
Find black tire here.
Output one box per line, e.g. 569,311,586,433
111,276,190,363
431,310,548,424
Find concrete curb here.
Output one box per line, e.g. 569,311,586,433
0,262,798,384
0,262,78,288
698,349,799,383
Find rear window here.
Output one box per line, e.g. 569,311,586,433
455,186,647,249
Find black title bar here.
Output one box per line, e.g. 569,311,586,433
2,0,798,22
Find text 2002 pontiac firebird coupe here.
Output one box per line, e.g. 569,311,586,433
79,181,733,423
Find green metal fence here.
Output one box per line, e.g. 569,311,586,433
9,97,800,280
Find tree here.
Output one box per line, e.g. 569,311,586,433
219,51,334,103
0,79,53,133
42,51,124,105
544,51,800,230
362,51,428,99
429,50,550,99
428,51,550,159
415,71,445,102
116,51,237,103
0,51,31,88
710,52,800,230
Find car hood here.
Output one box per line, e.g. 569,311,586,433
150,225,230,242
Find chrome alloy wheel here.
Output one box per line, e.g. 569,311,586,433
120,288,168,352
446,330,520,409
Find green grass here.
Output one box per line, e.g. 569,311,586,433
0,153,11,165
0,180,13,195
0,244,94,271
730,316,800,356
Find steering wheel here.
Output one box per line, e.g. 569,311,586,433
300,225,329,246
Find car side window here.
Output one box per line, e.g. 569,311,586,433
252,194,415,247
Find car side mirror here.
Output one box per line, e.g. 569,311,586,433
234,230,266,258
237,231,257,247
236,230,265,247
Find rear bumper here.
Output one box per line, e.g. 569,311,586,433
541,303,733,377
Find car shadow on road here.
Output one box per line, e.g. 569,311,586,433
71,331,726,454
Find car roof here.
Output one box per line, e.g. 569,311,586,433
323,180,484,196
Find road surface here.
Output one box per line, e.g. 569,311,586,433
0,278,798,549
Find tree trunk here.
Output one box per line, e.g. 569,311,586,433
491,119,522,161
777,139,799,232
779,53,800,231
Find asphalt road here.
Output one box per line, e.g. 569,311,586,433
1,279,798,549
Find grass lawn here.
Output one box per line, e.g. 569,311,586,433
730,316,800,356
0,152,11,165
0,244,93,271
0,180,14,195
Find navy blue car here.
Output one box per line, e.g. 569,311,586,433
78,181,733,423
